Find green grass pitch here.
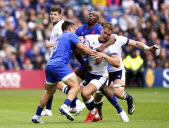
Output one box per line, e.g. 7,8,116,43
0,88,169,128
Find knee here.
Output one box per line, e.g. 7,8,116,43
94,92,103,102
114,89,122,97
81,90,90,100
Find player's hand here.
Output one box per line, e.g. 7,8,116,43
96,45,105,52
45,40,54,48
150,45,159,52
78,36,84,41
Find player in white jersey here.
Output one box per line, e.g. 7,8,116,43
41,6,85,117
94,33,159,117
81,22,129,123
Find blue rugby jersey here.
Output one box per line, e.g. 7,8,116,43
75,24,102,36
47,32,81,65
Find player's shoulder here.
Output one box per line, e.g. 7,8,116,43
96,23,103,28
53,20,64,27
77,24,87,30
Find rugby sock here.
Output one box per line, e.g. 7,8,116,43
62,85,69,94
94,100,103,115
70,97,78,108
124,91,132,101
46,95,53,110
64,99,72,107
107,95,122,114
84,96,95,111
36,106,43,116
62,85,79,108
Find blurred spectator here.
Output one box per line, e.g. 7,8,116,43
123,49,144,87
145,51,156,68
6,52,22,70
5,21,19,48
0,0,168,72
33,55,46,69
78,4,89,24
156,47,168,68
26,45,44,65
23,58,33,70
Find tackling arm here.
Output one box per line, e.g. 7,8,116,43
96,35,116,52
76,42,98,56
45,40,54,48
95,52,120,68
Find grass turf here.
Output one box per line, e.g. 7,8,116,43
0,88,169,128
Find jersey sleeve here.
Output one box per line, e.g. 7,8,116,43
107,44,118,56
70,33,81,45
114,34,129,46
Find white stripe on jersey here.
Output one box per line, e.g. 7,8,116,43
85,34,118,76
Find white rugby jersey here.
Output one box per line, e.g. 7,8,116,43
85,34,118,77
108,34,129,72
49,20,64,56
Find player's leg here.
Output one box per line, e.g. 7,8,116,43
41,85,53,116
81,74,106,123
42,66,86,117
81,83,100,123
59,73,81,121
111,69,135,115
57,80,85,115
113,82,135,115
32,83,57,123
94,91,104,120
100,85,129,122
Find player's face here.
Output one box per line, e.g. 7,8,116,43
99,28,112,42
50,11,61,23
88,12,99,25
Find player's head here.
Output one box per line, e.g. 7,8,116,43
50,6,62,24
99,22,114,42
62,21,75,33
87,11,99,25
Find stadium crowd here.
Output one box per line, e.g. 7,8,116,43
0,0,169,73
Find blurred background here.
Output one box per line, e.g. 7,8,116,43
0,0,169,89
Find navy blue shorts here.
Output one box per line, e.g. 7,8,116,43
108,70,123,85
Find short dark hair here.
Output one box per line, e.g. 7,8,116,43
50,6,62,14
62,21,74,31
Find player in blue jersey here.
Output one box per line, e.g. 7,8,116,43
75,11,102,36
32,21,100,123
42,6,85,117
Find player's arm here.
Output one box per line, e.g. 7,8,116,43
76,42,98,57
128,39,159,52
45,40,54,48
96,35,116,52
73,47,92,71
95,52,120,68
73,47,85,65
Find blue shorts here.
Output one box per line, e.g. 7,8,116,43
108,70,123,85
81,73,108,90
45,62,73,84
